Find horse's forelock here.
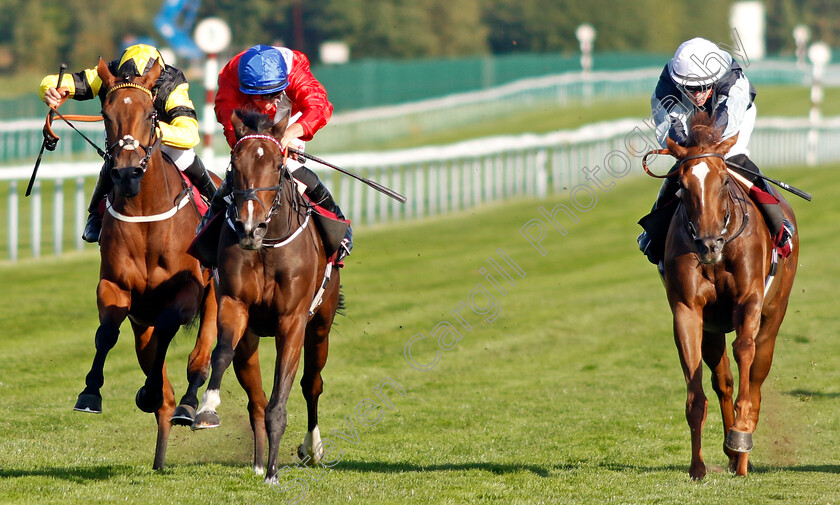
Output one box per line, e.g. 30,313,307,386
687,111,721,149
235,109,274,134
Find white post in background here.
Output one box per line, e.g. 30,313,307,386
202,54,219,162
575,24,596,105
194,17,232,170
53,179,63,256
31,182,41,259
807,42,831,167
793,25,811,70
8,181,18,262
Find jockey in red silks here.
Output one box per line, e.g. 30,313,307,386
207,44,352,263
638,37,795,265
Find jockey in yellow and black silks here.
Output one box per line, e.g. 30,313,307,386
39,44,217,243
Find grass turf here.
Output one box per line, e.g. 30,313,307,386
1,160,838,504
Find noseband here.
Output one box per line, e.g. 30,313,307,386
104,83,161,171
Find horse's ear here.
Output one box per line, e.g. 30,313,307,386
666,137,688,160
139,59,162,88
231,111,247,140
717,133,739,155
271,114,289,141
97,57,115,89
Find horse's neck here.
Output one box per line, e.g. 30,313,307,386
727,178,755,236
114,155,181,211
268,175,308,237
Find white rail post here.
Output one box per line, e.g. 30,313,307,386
53,179,64,256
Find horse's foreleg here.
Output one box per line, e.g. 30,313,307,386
673,304,708,480
701,331,740,471
734,310,785,476
298,283,338,466
174,281,219,426
133,323,177,470
727,297,762,456
193,295,248,430
75,280,130,414
265,314,307,484
232,330,268,475
137,281,204,414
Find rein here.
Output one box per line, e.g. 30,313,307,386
642,149,726,178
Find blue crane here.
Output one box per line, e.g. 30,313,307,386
154,0,203,59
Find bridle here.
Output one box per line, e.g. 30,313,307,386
643,149,750,245
228,134,288,224
103,82,161,172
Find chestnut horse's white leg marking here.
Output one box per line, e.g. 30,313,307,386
691,162,711,201
197,389,220,414
299,425,324,465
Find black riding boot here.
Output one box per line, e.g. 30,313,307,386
295,167,354,262
727,154,794,256
83,164,113,243
196,178,230,234
637,162,680,264
182,155,217,202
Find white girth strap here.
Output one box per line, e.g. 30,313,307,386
225,212,311,248
309,262,333,316
106,194,191,223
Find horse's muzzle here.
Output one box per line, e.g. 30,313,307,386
694,236,725,264
234,219,268,250
111,166,144,198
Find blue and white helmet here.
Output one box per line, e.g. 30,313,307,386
668,37,731,88
238,45,289,95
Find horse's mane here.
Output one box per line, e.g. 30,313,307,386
686,111,722,149
234,109,275,134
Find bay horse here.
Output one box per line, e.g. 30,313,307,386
72,58,218,469
651,112,799,479
192,110,342,482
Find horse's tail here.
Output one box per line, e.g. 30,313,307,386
336,285,346,316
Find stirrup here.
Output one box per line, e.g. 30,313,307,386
773,219,795,258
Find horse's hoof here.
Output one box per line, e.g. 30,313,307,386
73,393,102,414
725,429,753,452
191,410,221,430
171,404,196,426
297,444,323,466
135,386,164,413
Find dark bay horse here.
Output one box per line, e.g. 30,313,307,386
192,111,342,482
73,58,218,469
652,113,799,479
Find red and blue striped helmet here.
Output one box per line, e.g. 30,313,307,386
238,45,289,95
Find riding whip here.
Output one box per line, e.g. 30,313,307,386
288,147,407,204
724,160,812,202
27,63,67,197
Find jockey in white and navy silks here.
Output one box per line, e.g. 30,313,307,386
638,37,795,265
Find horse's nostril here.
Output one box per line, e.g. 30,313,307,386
254,223,268,239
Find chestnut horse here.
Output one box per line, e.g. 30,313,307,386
192,111,342,483
650,113,799,479
72,58,218,469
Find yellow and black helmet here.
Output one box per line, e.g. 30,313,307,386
117,44,166,78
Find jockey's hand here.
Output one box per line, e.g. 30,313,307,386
280,122,305,151
44,87,69,109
